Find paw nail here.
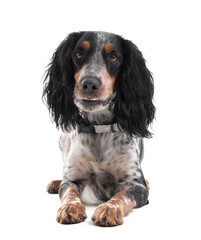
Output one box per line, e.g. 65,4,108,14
105,208,109,214
116,217,120,225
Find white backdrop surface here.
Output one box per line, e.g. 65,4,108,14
0,0,200,239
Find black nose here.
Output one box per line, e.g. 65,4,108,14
81,78,101,94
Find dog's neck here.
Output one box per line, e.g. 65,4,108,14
81,107,114,125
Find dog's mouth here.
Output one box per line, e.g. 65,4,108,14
75,96,112,112
82,98,109,104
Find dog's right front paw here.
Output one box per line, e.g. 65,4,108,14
56,202,87,224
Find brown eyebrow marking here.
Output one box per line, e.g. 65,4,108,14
104,43,115,53
81,41,90,50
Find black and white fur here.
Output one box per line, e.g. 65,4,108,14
43,31,155,209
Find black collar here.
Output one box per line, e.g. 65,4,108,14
77,123,120,134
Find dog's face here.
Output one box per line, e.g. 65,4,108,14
72,32,123,112
43,31,155,137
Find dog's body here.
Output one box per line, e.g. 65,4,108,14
44,31,155,226
59,114,145,206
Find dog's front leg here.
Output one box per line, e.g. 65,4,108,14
92,185,149,226
91,188,134,226
56,183,87,224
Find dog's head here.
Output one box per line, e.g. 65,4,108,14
43,31,155,137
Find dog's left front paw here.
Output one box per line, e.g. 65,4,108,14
91,202,124,227
56,202,87,224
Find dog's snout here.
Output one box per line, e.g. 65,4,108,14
81,78,101,94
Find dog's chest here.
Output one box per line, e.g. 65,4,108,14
79,132,133,162
84,133,116,161
65,131,139,179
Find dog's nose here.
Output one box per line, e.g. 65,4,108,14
81,78,101,94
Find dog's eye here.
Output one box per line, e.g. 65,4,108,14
75,52,84,59
109,53,118,63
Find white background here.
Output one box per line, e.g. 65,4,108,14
0,0,200,239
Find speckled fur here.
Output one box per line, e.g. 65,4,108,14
44,31,155,225
59,108,147,206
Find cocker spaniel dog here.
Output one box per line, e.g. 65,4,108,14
43,31,155,227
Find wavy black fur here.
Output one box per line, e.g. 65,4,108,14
114,39,155,138
43,32,155,137
43,32,85,131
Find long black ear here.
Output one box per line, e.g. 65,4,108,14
43,32,85,130
114,39,155,138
